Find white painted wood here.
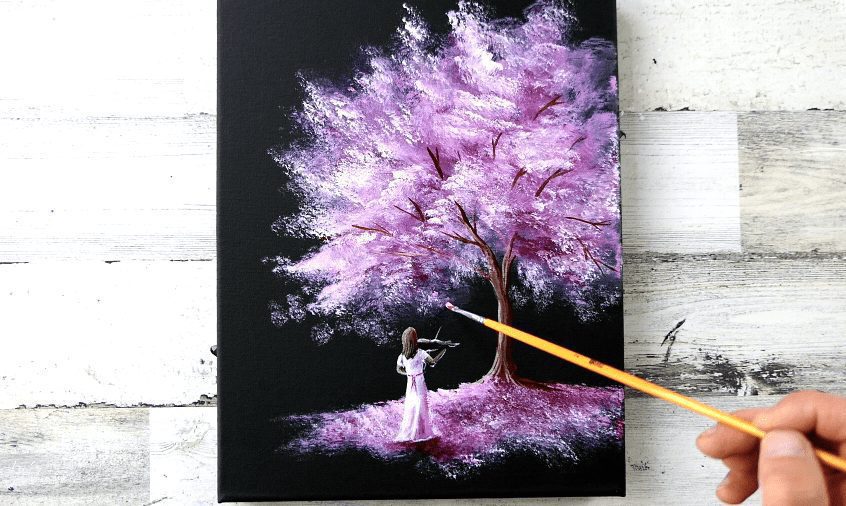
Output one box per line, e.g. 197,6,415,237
0,408,148,504
0,207,214,262
625,253,846,396
150,407,216,506
0,1,215,118
739,111,846,252
620,112,742,253
0,115,215,210
618,0,846,111
0,261,216,409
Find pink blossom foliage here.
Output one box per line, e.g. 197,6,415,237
272,1,621,342
284,380,623,477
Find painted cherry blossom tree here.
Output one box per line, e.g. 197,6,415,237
271,1,621,384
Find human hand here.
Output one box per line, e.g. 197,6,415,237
696,391,846,505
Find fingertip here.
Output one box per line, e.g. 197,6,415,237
696,425,718,453
695,421,760,459
700,425,718,439
715,470,758,504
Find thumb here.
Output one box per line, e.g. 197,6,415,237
758,429,828,506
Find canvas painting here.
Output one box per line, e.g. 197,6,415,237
218,0,623,500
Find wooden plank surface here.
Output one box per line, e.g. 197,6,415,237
617,0,846,111
0,261,216,409
625,253,846,396
740,111,846,252
0,1,215,118
620,112,741,253
0,115,215,209
0,408,149,505
150,407,216,506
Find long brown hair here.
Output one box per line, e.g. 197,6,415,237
401,327,418,358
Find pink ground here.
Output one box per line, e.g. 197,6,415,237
283,379,623,477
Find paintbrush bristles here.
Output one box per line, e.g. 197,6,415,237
445,302,485,324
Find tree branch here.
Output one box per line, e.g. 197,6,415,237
393,205,420,221
440,230,476,245
414,244,443,255
453,201,479,236
453,201,504,287
511,167,528,189
533,95,563,120
393,198,426,222
351,224,392,236
534,168,572,198
564,216,611,230
426,146,445,179
575,236,617,273
492,132,503,160
408,198,426,222
416,242,490,280
568,135,587,151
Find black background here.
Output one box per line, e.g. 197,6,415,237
219,0,622,501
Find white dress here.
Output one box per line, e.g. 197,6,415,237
395,349,436,442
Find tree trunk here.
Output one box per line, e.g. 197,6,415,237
484,282,517,382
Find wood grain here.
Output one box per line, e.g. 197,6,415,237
0,408,148,505
625,253,846,396
618,0,846,111
150,407,216,505
0,115,215,210
739,111,846,252
0,114,215,262
620,112,741,253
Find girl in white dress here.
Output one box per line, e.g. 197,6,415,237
394,327,457,442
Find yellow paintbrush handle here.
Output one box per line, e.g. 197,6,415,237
482,318,846,473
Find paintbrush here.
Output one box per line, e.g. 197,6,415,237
444,302,846,473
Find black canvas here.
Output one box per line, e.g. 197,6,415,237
218,0,624,501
